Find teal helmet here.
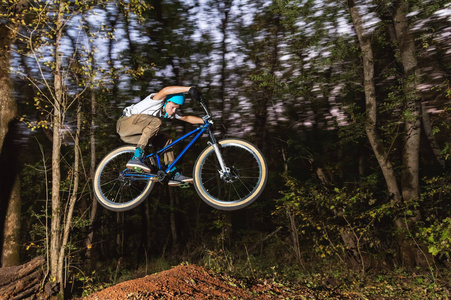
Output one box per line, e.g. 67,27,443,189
166,93,185,105
163,93,185,118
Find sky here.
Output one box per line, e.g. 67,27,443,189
9,0,451,133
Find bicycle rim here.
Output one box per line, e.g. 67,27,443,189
94,146,154,212
194,139,267,210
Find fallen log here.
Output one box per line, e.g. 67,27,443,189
0,256,45,299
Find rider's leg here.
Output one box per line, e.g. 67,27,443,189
154,133,174,166
152,133,193,186
117,115,162,172
117,114,162,145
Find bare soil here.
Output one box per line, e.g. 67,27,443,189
81,264,323,299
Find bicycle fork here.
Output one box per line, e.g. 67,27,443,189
208,130,230,180
212,143,228,174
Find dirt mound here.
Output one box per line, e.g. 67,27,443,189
82,264,314,299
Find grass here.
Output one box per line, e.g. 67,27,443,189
73,249,451,299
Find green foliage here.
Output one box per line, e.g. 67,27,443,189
417,175,451,259
338,102,367,144
201,248,235,274
275,177,383,266
419,218,451,257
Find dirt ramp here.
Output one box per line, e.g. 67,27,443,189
83,264,255,299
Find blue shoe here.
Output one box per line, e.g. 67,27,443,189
126,148,151,173
126,157,151,173
168,172,193,186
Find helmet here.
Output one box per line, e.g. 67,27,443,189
163,93,185,118
166,93,185,105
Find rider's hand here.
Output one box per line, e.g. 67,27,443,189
189,87,202,102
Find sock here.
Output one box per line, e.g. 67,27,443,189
133,147,143,159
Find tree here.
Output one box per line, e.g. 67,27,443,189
0,0,28,267
16,1,150,293
347,0,434,266
16,0,97,294
392,0,423,265
49,2,65,287
247,1,283,152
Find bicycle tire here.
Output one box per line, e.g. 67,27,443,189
193,139,268,210
93,145,155,212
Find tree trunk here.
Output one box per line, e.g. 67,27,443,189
0,1,27,151
57,101,82,295
393,0,431,267
0,51,17,153
107,8,119,99
394,0,421,208
253,13,280,153
0,256,45,299
168,188,178,253
1,175,21,267
0,2,27,268
86,89,98,260
144,200,152,251
116,213,124,256
219,0,232,137
287,207,304,267
347,0,402,201
50,0,65,286
348,0,422,267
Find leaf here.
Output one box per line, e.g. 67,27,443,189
428,245,439,256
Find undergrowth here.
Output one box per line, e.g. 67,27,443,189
73,249,451,299
196,248,451,299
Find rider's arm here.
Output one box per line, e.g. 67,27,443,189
153,86,192,100
179,115,204,124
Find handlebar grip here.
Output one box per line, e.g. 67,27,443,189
189,87,203,103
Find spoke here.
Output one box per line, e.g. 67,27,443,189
228,183,233,202
105,181,120,198
131,184,147,193
201,175,219,185
207,183,219,194
237,178,254,193
237,166,260,171
200,171,219,175
205,156,221,169
230,182,243,200
114,184,122,203
100,178,119,187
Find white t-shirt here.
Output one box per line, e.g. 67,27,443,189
122,93,183,119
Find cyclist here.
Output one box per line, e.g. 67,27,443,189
117,86,204,186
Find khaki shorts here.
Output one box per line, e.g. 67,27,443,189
116,114,174,164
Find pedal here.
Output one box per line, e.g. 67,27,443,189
131,167,145,174
179,182,190,189
150,176,160,182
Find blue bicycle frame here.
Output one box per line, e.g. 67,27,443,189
121,120,215,181
148,121,213,172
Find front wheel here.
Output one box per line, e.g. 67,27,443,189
193,139,268,210
93,145,155,212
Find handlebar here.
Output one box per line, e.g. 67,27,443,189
199,98,212,119
189,87,212,122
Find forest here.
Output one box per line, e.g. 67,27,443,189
0,0,450,298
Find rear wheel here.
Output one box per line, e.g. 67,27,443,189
193,139,267,210
93,145,155,212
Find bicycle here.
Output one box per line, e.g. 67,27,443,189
93,93,268,212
